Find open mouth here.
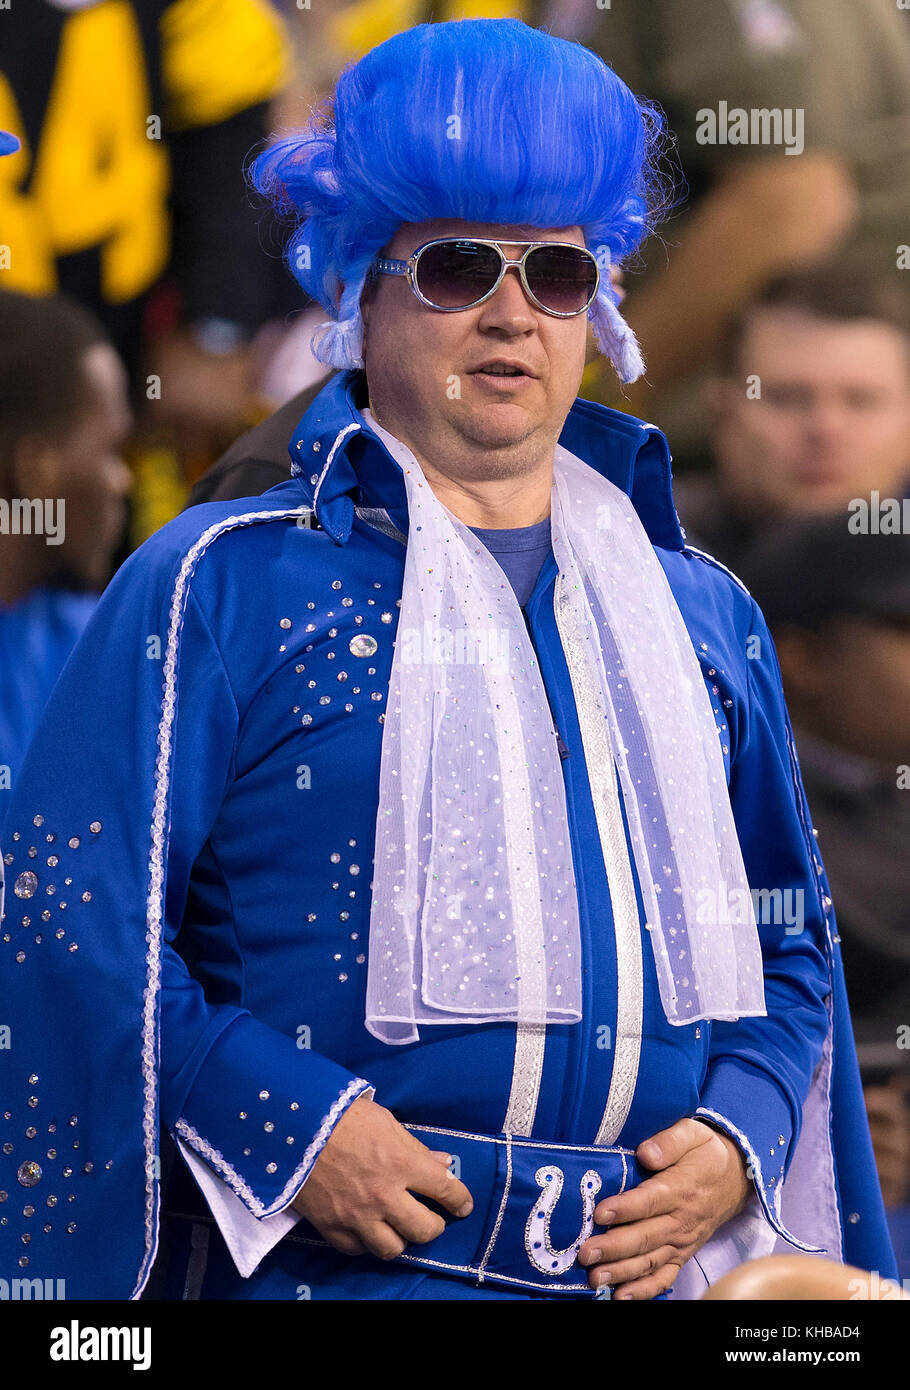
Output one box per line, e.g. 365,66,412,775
470,362,534,380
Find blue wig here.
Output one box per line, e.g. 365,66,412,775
250,19,670,382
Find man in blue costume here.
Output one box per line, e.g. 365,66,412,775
0,22,895,1300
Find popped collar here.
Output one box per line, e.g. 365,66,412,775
286,368,685,551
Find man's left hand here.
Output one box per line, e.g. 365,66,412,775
577,1118,751,1300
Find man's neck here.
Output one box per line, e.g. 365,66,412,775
362,407,553,529
413,468,552,528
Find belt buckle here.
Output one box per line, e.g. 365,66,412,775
480,1135,632,1292
402,1126,637,1295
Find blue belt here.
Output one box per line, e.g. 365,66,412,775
294,1124,647,1296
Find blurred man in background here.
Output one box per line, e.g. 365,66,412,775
676,261,910,570
740,517,910,1272
0,290,133,788
541,0,910,457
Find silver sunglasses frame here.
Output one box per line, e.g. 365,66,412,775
370,237,601,318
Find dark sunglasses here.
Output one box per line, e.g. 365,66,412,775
368,238,600,317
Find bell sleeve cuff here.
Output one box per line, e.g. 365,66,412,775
694,1059,825,1253
177,1137,300,1278
175,1069,375,1279
169,1011,374,1220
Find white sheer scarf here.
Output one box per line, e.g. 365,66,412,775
361,409,766,1044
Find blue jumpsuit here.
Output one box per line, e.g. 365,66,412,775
0,369,895,1298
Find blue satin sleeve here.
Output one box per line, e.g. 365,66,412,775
159,588,372,1217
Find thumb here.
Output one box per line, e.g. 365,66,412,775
637,1117,710,1170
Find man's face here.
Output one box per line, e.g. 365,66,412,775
706,308,910,518
60,344,133,588
359,219,589,480
18,344,133,590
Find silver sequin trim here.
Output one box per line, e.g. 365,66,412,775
554,573,643,1145
406,1123,633,1157
175,1078,371,1218
313,423,361,516
683,545,752,598
174,1121,261,1210
282,1231,602,1294
476,1131,513,1283
132,501,316,1296
695,1106,824,1253
502,1023,547,1139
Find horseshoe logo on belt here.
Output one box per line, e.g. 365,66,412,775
524,1164,603,1276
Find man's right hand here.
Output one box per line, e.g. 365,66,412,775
289,1093,474,1260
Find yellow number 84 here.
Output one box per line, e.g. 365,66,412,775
0,0,169,302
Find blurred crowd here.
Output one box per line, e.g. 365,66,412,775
2,0,910,1279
